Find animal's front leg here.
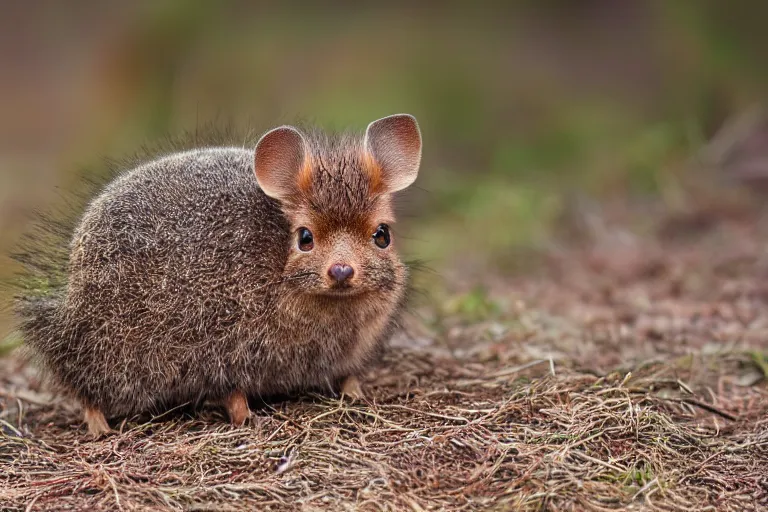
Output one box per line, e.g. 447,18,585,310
340,375,365,400
225,389,251,426
83,405,112,438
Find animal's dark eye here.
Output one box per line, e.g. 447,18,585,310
372,224,391,249
297,227,314,252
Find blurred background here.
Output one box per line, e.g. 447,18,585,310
3,1,768,340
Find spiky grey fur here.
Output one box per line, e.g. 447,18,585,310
14,125,411,420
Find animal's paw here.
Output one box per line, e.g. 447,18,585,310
226,389,251,426
340,375,365,400
84,407,112,439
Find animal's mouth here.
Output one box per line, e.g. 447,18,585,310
319,285,365,298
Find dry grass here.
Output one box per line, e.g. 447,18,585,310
2,213,768,511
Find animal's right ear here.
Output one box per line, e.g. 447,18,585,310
254,126,309,201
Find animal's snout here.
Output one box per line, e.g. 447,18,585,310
328,263,354,283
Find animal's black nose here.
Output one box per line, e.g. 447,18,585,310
328,263,354,283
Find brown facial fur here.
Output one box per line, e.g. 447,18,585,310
280,128,401,299
17,119,418,425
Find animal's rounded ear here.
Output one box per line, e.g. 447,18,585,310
364,114,422,193
254,125,308,201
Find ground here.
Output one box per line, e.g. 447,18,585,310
1,204,767,511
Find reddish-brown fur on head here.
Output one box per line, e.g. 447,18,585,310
361,150,384,195
254,114,422,298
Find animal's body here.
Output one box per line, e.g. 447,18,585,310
16,114,422,436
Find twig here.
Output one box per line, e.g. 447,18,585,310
632,477,659,500
681,398,738,421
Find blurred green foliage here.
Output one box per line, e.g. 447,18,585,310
0,332,22,357
445,286,503,325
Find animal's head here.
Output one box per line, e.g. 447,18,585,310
254,114,421,299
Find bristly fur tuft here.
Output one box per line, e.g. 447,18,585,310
4,121,261,328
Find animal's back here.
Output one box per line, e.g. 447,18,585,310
36,147,290,416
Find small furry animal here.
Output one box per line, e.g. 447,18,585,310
15,114,422,436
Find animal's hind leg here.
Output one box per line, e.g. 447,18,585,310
83,405,112,438
225,390,250,426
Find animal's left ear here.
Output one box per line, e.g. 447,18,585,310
364,114,422,193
